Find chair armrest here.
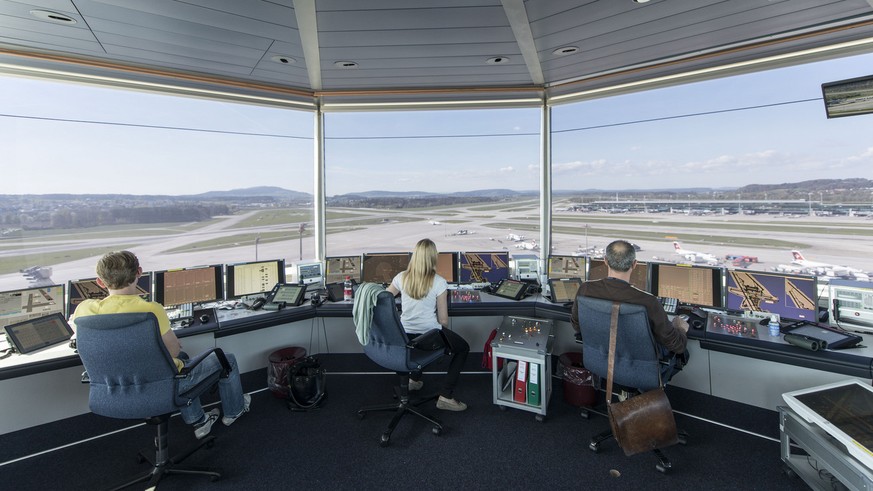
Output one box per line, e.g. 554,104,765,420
407,328,454,354
175,348,232,379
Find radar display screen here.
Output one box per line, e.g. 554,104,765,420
325,256,362,284
226,259,285,299
651,263,723,309
154,265,224,308
587,258,649,291
361,253,411,284
0,285,65,329
725,270,817,322
459,252,510,284
547,255,585,280
68,274,151,317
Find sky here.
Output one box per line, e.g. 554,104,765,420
2,52,873,196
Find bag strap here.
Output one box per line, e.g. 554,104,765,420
605,302,620,406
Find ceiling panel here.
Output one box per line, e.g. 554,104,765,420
0,0,871,101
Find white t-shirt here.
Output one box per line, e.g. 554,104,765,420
391,272,448,334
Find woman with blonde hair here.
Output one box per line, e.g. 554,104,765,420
387,238,470,411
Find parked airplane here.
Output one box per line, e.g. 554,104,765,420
672,241,719,266
515,240,539,251
428,219,441,225
790,250,865,277
506,233,526,241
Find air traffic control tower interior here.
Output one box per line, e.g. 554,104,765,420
3,1,873,488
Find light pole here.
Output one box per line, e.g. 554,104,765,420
254,234,260,261
298,223,306,260
808,193,813,216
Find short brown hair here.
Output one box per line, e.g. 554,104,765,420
96,251,140,290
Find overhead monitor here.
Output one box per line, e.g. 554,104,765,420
226,259,286,299
437,252,459,283
0,284,65,330
650,263,723,309
459,252,510,284
821,74,873,119
725,270,818,322
587,258,649,291
361,253,411,284
153,265,224,308
67,274,151,318
547,255,585,280
325,255,362,284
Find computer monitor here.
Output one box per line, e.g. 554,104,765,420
361,253,412,284
225,259,286,299
547,255,586,280
296,261,324,285
4,313,74,354
588,258,649,291
153,265,224,308
549,278,583,304
325,255,362,284
67,274,152,318
725,270,817,322
0,284,65,330
650,263,723,309
459,252,510,284
437,252,459,283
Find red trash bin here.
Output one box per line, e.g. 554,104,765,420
268,347,307,399
558,352,598,407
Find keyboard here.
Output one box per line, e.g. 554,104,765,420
659,297,678,315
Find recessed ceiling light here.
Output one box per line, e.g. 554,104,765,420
553,46,579,56
29,10,77,24
334,61,358,69
270,55,296,65
486,56,510,65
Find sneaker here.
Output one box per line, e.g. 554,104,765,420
408,378,424,391
222,393,251,426
194,408,220,439
436,396,467,412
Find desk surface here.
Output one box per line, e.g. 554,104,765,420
3,293,872,380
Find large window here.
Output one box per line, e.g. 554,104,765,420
550,52,873,282
324,108,541,262
0,76,313,292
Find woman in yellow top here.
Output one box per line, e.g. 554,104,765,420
387,239,470,411
72,251,250,439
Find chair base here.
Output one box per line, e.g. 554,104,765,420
106,417,220,491
357,380,444,447
588,428,688,474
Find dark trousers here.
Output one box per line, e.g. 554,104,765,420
660,346,689,383
410,328,469,399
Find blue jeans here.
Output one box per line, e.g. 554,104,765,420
177,352,246,425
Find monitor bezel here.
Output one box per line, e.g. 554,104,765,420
153,264,225,308
225,259,286,300
548,277,583,304
821,74,873,119
66,274,152,316
587,257,650,291
650,262,724,309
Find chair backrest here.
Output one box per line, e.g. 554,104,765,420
362,291,443,373
75,312,181,419
577,295,662,392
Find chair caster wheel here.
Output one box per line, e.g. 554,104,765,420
498,405,507,411
656,462,672,474
432,426,441,436
380,433,390,447
535,414,544,422
678,430,688,445
210,475,220,482
357,411,365,420
588,442,600,453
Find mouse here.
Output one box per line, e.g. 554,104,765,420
689,307,708,319
199,314,210,324
251,297,267,310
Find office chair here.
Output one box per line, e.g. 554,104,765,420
76,312,231,490
576,296,686,473
356,290,451,447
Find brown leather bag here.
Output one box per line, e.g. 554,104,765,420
605,302,678,456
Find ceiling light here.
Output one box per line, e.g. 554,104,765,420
29,10,76,24
270,55,296,65
486,56,510,64
334,61,358,69
553,46,579,56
